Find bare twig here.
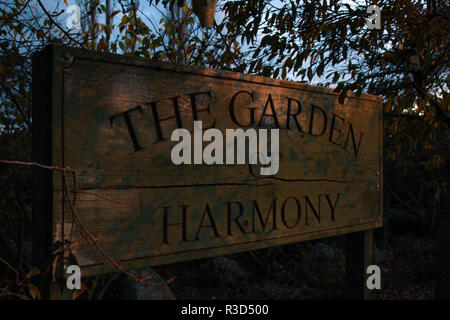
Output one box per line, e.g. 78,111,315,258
1,159,173,287
0,288,30,300
0,257,20,283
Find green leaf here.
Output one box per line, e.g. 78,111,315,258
317,63,324,77
338,89,348,104
24,267,40,280
28,284,41,300
332,72,339,83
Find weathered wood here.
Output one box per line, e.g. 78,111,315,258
344,230,373,300
32,44,383,277
32,46,54,298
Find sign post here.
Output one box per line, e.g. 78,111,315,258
32,44,382,299
344,230,374,299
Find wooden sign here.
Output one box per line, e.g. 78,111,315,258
32,45,382,277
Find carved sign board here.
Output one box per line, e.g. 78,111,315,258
32,45,382,277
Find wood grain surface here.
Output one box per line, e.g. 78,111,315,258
32,45,382,276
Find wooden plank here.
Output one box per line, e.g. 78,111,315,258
32,46,54,297
33,44,383,277
344,230,373,300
